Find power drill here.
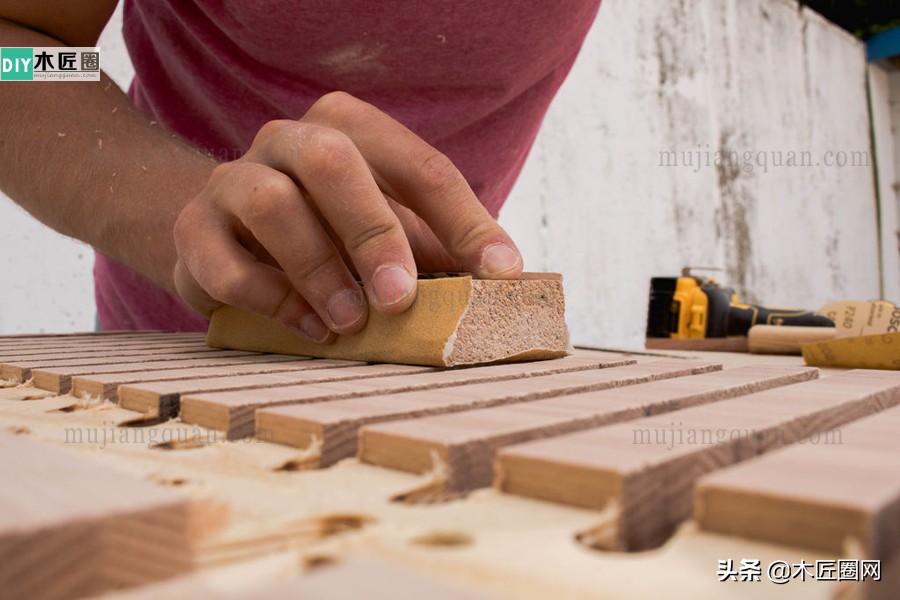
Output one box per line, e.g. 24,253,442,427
646,268,834,339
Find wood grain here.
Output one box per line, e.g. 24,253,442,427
122,363,431,420
359,365,818,493
0,431,226,600
495,369,900,551
257,361,720,467
695,401,900,560
1,349,261,386
182,356,639,440
70,358,319,402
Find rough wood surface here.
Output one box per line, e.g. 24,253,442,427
208,274,570,367
101,559,493,600
124,363,432,420
695,402,900,560
0,336,886,600
359,365,819,493
0,431,226,600
1,349,260,385
70,358,316,402
495,370,900,551
38,354,307,397
0,338,210,360
178,356,625,439
257,361,720,468
0,332,201,348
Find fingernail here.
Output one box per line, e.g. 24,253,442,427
326,288,366,330
294,314,332,343
372,264,415,308
479,243,521,277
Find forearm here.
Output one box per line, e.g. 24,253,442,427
0,19,218,292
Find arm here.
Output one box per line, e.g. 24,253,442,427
0,1,524,343
0,1,217,290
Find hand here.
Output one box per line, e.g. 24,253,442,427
173,92,523,343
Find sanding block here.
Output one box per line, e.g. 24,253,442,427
207,273,569,367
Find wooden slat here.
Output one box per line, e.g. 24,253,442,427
70,358,327,402
116,360,386,417
495,369,900,551
256,361,720,467
695,401,900,559
0,338,213,360
1,349,260,385
0,332,203,350
0,431,226,600
2,343,215,364
170,356,618,426
182,356,642,440
358,365,819,493
35,354,311,397
33,356,314,396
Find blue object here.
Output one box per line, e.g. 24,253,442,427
867,26,900,61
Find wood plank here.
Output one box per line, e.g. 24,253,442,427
494,369,900,551
70,358,330,402
36,354,313,397
695,401,900,560
33,355,313,397
117,355,376,417
0,337,213,360
182,356,641,440
0,431,226,600
359,365,819,493
256,361,720,467
209,274,569,367
0,332,204,350
0,342,217,369
1,349,261,385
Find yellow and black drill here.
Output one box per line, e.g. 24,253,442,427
646,268,834,339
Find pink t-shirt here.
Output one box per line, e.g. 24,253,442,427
96,0,602,331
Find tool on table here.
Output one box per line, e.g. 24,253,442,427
645,267,833,341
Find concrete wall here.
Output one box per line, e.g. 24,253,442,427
1,0,897,349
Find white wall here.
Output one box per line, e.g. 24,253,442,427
1,0,897,349
501,0,892,349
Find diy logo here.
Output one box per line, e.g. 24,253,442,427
1,47,33,80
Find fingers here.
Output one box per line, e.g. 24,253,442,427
249,122,417,313
173,203,335,343
303,92,523,279
173,92,523,346
188,162,373,335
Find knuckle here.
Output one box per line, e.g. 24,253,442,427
307,91,359,122
415,150,461,196
344,219,401,256
243,173,298,225
204,267,249,306
173,202,205,250
454,220,502,254
253,119,296,145
291,249,338,286
299,126,356,176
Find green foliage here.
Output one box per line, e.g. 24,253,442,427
801,0,900,39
